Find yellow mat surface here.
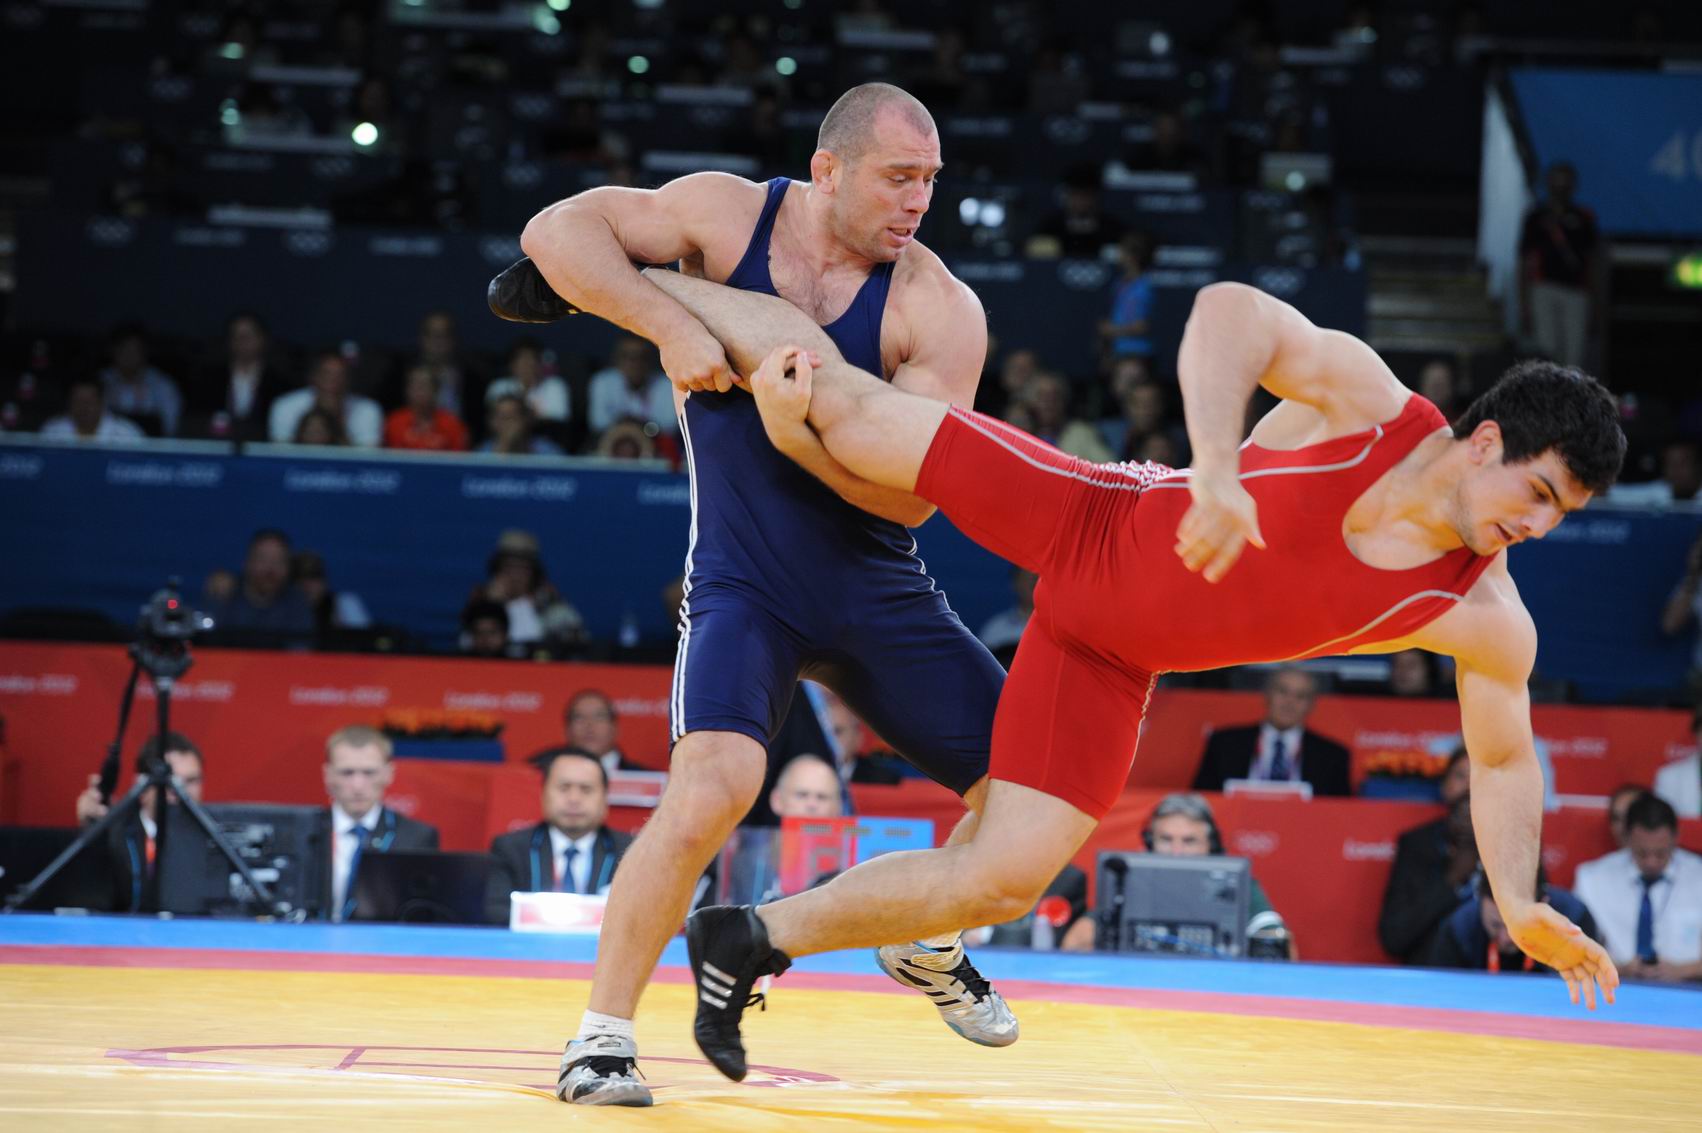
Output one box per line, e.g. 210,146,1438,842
1,963,1694,1131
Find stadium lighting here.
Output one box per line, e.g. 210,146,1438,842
776,56,797,76
219,100,241,127
628,55,650,75
351,122,380,147
547,0,571,9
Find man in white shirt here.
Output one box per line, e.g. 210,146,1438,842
320,725,440,921
485,748,634,923
269,351,383,447
40,379,145,444
586,336,676,437
1652,704,1701,819
1572,792,1702,983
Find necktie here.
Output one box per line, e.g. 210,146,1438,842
1636,876,1658,963
1268,735,1291,781
558,844,580,894
342,825,372,921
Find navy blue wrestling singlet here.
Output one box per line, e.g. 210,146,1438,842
670,177,1003,796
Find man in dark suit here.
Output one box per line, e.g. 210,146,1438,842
486,747,633,925
529,689,651,779
319,724,440,921
184,311,289,441
1192,667,1351,797
73,732,206,913
1379,748,1477,964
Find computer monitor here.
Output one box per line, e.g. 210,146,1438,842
350,850,492,925
1094,851,1251,958
156,803,327,918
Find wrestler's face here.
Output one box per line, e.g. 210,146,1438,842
821,110,940,262
1455,425,1589,554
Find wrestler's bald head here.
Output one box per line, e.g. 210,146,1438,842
817,83,937,164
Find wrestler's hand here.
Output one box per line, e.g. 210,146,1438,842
661,323,740,394
1176,465,1266,583
749,345,820,450
1502,901,1619,1010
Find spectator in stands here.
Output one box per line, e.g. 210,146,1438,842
977,567,1036,663
1610,439,1702,508
485,340,570,424
1379,752,1477,964
269,351,382,446
1572,793,1702,982
1417,358,1462,422
207,528,316,638
719,755,846,907
1061,793,1293,956
100,324,183,436
478,393,563,456
596,419,658,461
1028,164,1124,259
460,598,516,659
1110,382,1188,465
472,529,587,652
1653,704,1702,818
1659,531,1702,700
320,724,440,921
1386,649,1445,698
1023,371,1113,462
1607,783,1646,849
384,366,469,452
1125,109,1210,179
406,310,483,422
1192,667,1352,796
39,378,145,444
292,550,373,633
484,748,633,923
189,311,285,441
1025,44,1088,114
1430,867,1598,974
588,337,675,439
565,689,648,775
74,732,205,913
1100,232,1156,368
292,406,349,446
1518,161,1600,369
978,347,1040,420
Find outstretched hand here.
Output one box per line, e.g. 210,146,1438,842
1175,465,1266,583
1504,902,1620,1010
748,345,821,447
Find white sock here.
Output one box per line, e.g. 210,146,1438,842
576,1010,635,1044
918,930,961,950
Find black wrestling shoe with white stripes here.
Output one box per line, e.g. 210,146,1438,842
685,904,792,1082
487,256,580,323
556,1034,652,1106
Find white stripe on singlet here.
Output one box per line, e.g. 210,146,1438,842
1140,424,1387,490
1279,588,1467,662
670,404,702,742
949,407,1172,492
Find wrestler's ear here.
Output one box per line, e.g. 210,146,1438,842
810,149,838,194
1465,419,1503,466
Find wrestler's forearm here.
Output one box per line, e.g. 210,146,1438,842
1470,750,1545,919
521,205,702,347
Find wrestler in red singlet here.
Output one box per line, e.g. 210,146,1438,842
915,393,1487,820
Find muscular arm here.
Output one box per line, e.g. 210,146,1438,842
520,173,749,390
1176,282,1410,475
641,267,979,527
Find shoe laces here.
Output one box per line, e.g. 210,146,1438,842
944,955,994,1003
580,1056,643,1080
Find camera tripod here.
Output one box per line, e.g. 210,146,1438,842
3,620,279,915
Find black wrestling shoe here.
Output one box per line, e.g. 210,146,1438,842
486,256,580,323
685,905,792,1082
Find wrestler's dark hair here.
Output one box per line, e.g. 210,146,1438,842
817,83,936,163
1451,360,1624,495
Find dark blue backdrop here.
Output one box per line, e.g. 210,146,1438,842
1,440,1693,698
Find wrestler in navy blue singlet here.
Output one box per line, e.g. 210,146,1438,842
671,178,1003,796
